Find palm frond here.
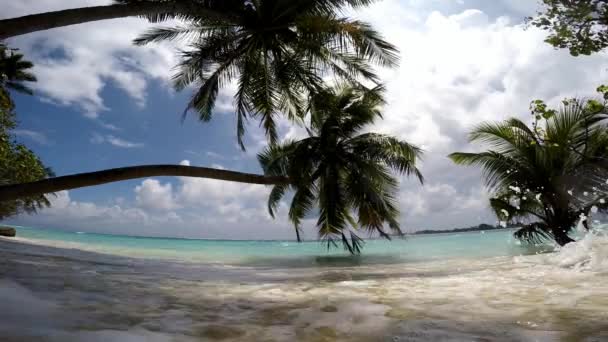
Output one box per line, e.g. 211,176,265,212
350,133,424,183
316,162,351,252
468,121,532,154
181,55,239,121
296,16,399,68
258,140,300,177
289,184,317,242
247,52,281,144
133,25,202,45
131,0,397,149
513,223,553,245
267,184,288,218
449,151,521,191
5,82,33,95
344,163,402,238
113,0,245,23
0,47,36,96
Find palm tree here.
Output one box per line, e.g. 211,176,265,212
0,0,378,39
449,99,608,246
0,0,397,205
0,0,240,39
0,165,287,203
0,44,36,95
134,0,398,148
258,85,423,254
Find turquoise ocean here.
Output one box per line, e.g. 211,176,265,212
9,226,536,265
1,225,607,341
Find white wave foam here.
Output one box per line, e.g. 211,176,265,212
540,230,608,272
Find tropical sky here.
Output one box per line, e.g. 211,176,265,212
3,0,608,240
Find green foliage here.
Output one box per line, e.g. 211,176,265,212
134,0,398,149
0,89,54,219
0,43,36,95
449,92,608,245
530,0,608,56
258,85,422,254
597,84,608,100
530,99,556,120
114,0,379,23
113,0,245,23
0,45,53,219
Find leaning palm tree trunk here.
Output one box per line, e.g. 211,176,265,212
0,165,288,202
0,1,235,39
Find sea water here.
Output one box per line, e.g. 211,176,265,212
1,226,607,341
7,226,540,265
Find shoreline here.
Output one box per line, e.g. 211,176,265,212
1,223,515,243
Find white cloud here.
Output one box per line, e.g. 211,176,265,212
106,135,144,148
90,132,143,148
12,129,50,145
135,179,178,211
42,190,150,224
98,121,121,131
399,182,492,230
348,5,608,230
361,8,608,151
176,160,269,216
3,0,178,118
184,150,240,161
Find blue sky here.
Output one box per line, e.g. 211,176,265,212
3,0,608,239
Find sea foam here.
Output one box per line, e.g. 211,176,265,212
543,230,608,271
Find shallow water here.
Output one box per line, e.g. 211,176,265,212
1,227,607,341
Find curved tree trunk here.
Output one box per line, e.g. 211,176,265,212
550,213,576,246
552,227,575,246
0,164,288,202
0,1,237,40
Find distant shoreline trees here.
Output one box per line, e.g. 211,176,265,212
414,223,517,235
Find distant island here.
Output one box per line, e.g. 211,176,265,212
413,223,517,235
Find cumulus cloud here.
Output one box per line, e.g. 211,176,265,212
40,190,150,224
135,179,178,211
176,160,270,220
349,4,608,229
2,0,178,118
